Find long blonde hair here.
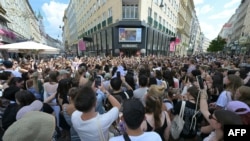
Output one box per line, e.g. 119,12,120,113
145,85,165,129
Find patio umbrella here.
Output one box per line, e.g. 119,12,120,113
0,41,60,54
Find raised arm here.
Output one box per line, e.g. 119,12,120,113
199,90,211,124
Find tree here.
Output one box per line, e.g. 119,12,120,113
207,36,226,52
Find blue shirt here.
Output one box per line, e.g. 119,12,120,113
95,89,106,114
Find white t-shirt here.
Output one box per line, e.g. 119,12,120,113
216,90,232,108
71,107,119,141
109,131,162,141
203,131,216,141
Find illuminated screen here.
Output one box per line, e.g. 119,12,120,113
119,28,142,42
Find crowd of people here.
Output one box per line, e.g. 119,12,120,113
0,54,249,141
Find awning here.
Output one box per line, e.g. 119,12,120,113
83,37,93,42
2,29,10,37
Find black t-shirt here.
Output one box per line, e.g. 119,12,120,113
2,103,19,130
105,90,134,111
172,100,202,138
42,103,54,114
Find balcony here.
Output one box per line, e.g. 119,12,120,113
148,16,153,25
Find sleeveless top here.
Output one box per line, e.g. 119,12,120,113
146,112,168,141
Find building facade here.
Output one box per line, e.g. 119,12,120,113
63,0,180,57
175,0,195,56
219,0,250,55
0,0,41,42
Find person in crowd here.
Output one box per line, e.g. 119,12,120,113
75,65,88,86
211,74,242,109
154,70,163,86
163,88,175,117
141,85,171,141
133,75,148,105
234,86,250,107
200,90,243,141
2,90,39,131
109,99,162,141
43,71,60,128
2,111,56,141
171,86,203,141
109,76,133,102
30,71,44,100
71,84,121,141
62,87,80,141
162,70,175,88
26,79,41,100
2,77,24,101
226,100,250,125
2,60,22,77
0,71,13,89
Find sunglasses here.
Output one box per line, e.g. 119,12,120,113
208,114,218,122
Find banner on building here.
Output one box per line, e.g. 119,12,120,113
169,41,175,52
78,39,86,51
175,38,181,44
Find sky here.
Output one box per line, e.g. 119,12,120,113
29,0,69,40
29,0,241,41
194,0,241,40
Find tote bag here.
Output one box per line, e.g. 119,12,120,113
171,101,186,140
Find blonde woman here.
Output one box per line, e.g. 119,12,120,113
141,85,171,141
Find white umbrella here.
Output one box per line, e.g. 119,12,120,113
0,41,60,54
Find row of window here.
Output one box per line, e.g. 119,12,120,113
122,5,138,19
149,8,175,33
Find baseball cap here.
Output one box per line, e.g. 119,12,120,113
3,111,55,141
16,100,43,120
226,101,250,115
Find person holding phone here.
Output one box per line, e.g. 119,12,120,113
71,85,121,141
170,86,203,140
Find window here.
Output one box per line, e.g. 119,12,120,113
97,0,101,7
103,0,106,5
159,16,162,24
163,19,165,27
154,12,157,20
102,12,106,21
154,0,158,4
122,5,138,19
148,7,152,16
108,7,112,17
168,8,170,17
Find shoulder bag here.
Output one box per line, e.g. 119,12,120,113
170,101,186,140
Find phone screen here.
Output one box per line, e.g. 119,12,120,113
95,76,101,87
196,75,204,89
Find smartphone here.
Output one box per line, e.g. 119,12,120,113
95,76,101,87
196,75,204,89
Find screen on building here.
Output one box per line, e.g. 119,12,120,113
119,28,142,43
